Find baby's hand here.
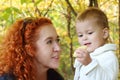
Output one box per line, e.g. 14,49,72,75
73,46,87,57
73,46,92,66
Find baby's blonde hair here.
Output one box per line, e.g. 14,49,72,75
76,7,109,29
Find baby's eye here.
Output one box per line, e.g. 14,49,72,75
88,32,93,35
78,34,83,37
47,40,52,44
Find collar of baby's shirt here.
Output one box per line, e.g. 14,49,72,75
74,59,82,68
90,43,116,56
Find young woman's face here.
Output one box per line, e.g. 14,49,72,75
35,24,61,69
76,20,109,53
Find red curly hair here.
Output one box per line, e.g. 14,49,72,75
0,17,52,80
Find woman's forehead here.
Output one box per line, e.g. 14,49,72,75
37,25,58,40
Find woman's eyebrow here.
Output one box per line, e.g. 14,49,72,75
44,36,60,41
44,37,53,41
57,36,60,38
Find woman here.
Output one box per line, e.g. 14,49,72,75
0,17,64,80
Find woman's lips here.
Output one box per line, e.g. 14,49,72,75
52,56,60,61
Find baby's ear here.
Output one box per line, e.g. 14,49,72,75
103,28,109,39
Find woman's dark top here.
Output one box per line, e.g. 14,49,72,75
0,73,15,80
47,69,64,80
0,69,64,80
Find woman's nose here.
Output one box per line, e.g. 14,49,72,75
53,42,61,52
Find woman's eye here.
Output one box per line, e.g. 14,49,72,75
47,40,52,44
56,38,60,43
78,34,83,37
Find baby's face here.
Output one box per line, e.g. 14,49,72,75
76,20,109,53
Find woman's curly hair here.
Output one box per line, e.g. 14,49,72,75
0,17,52,80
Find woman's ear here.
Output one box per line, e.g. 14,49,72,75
103,28,109,39
25,44,35,57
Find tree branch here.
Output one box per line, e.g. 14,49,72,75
94,0,98,7
65,0,77,16
32,0,41,16
89,0,98,7
118,0,120,55
44,0,54,16
118,0,120,27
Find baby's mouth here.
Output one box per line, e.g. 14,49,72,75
84,43,91,46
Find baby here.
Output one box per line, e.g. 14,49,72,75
73,7,119,80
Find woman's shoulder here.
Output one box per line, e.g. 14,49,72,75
47,69,64,80
0,73,16,80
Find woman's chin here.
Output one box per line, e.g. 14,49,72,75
50,63,59,69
